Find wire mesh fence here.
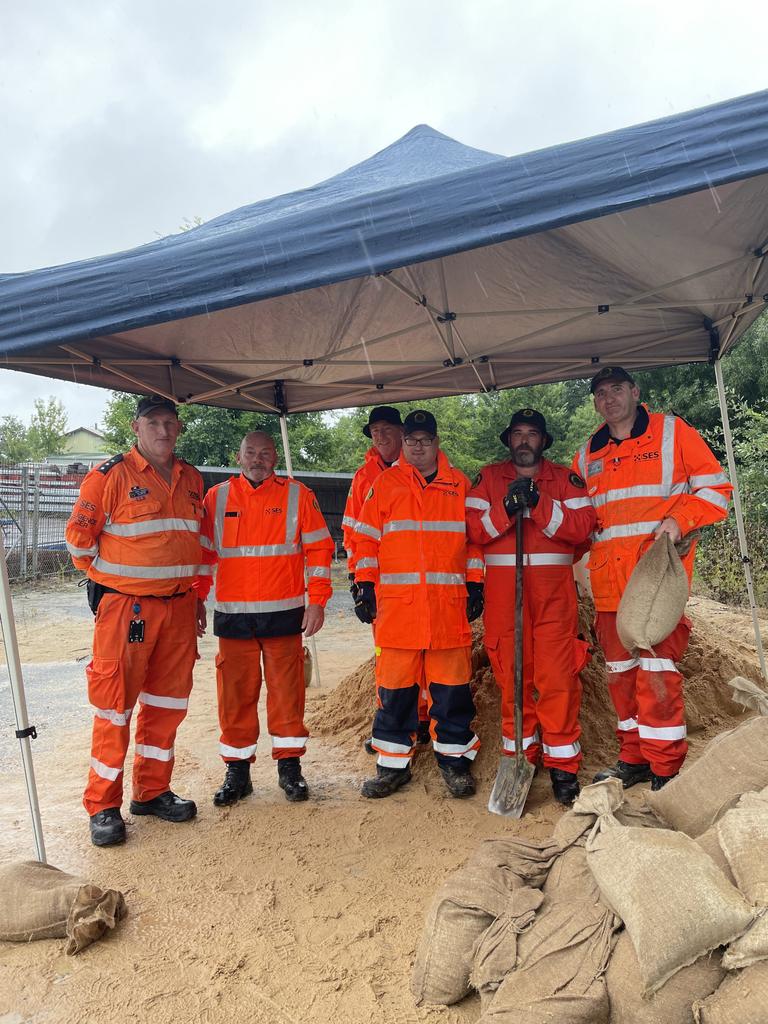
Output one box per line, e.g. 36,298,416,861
0,461,86,582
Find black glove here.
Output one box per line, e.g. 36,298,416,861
466,581,484,622
348,572,360,603
354,581,377,624
504,477,539,514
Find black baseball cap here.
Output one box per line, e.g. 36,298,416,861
363,405,403,438
589,365,636,393
403,409,438,436
500,408,553,450
135,394,179,418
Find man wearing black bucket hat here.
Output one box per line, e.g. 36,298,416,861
466,409,596,805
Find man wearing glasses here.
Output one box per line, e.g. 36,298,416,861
352,410,484,799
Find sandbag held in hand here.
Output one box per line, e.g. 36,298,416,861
617,533,689,655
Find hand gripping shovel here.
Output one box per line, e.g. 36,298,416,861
488,507,535,817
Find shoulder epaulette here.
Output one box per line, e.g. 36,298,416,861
97,453,124,475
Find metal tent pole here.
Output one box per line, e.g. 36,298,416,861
279,415,322,688
713,358,768,682
0,528,47,861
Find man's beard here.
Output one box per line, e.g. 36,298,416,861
510,445,540,466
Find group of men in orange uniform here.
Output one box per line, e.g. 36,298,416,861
66,364,731,845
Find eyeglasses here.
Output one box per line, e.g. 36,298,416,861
403,435,436,447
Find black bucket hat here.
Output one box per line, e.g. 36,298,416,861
363,405,403,438
500,408,553,450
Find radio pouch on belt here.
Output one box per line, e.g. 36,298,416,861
86,580,108,616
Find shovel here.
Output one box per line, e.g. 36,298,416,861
488,506,535,817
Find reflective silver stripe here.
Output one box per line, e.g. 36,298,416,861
354,521,382,540
484,553,574,566
661,414,676,491
286,482,300,543
466,496,490,510
593,521,661,542
377,753,412,768
542,740,581,759
433,735,480,756
302,527,331,544
380,573,420,585
306,565,331,579
637,723,687,741
90,557,198,579
67,541,99,558
139,691,189,711
503,732,539,752
102,517,200,538
373,738,412,754
200,535,214,551
481,509,500,539
135,743,174,762
214,596,305,613
197,565,214,576
617,717,638,731
218,543,300,557
214,480,231,551
577,443,588,480
93,707,132,727
355,557,378,570
563,496,593,509
542,500,564,539
690,472,729,488
591,483,688,508
220,742,257,758
466,558,484,571
271,735,308,749
424,520,465,533
639,657,678,673
342,515,357,528
90,756,122,781
607,658,639,673
694,487,729,511
383,519,419,534
426,572,465,585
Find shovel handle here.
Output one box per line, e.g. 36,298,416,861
514,509,525,765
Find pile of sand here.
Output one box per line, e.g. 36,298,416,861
308,599,765,788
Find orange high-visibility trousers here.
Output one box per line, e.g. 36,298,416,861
215,634,308,761
595,612,690,776
84,591,197,816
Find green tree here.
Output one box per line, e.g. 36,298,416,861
0,415,34,462
26,397,68,458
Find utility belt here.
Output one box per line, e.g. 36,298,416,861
85,580,191,615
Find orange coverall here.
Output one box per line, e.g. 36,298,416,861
343,446,390,572
197,473,333,762
65,447,203,815
353,451,484,771
466,458,596,773
573,405,732,775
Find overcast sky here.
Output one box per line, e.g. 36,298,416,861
1,0,765,430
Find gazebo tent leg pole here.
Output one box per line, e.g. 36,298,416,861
279,414,322,688
714,357,768,682
0,529,47,861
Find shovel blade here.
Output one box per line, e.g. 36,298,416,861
487,755,536,818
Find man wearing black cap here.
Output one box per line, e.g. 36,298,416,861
66,394,205,846
574,367,732,790
467,409,596,805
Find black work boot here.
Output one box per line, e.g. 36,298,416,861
650,771,678,791
213,760,253,806
440,764,476,799
130,790,197,822
592,760,651,789
277,757,309,802
89,807,126,847
361,765,412,799
550,768,580,806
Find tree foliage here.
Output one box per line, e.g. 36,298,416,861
0,398,68,461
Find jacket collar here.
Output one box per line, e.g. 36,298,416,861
397,448,459,487
589,404,650,454
365,445,394,470
126,445,180,477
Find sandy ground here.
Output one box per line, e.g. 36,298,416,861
0,576,765,1023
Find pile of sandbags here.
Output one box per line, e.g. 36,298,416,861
411,682,768,1023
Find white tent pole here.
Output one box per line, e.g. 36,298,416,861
0,529,47,861
279,414,322,688
713,357,768,682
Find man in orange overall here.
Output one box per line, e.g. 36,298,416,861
197,431,333,805
353,410,485,799
66,395,206,847
467,409,596,805
574,366,733,790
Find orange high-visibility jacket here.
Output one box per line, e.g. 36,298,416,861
353,451,483,650
65,447,204,597
197,473,333,615
466,458,596,640
343,446,390,572
572,405,732,612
